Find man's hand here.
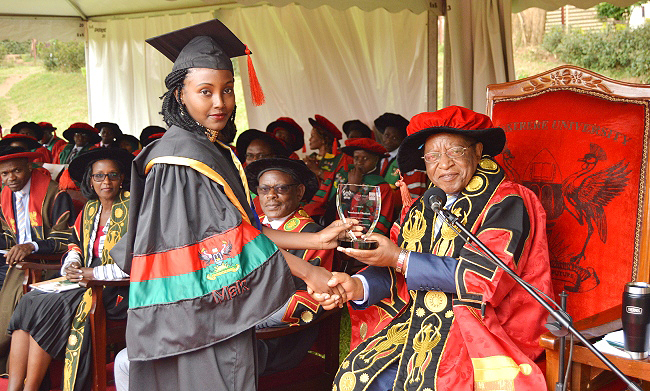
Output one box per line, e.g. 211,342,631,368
317,219,362,249
337,233,402,268
308,272,364,310
65,262,94,282
303,265,346,308
5,243,36,266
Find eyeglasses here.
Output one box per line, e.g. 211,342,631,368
422,145,474,164
246,153,274,161
91,172,121,182
257,183,299,195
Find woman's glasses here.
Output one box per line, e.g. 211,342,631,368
91,172,121,182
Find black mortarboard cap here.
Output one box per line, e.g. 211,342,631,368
146,19,247,74
146,19,265,106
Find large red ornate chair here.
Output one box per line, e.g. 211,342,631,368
486,65,650,390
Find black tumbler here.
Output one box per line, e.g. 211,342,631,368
622,282,650,359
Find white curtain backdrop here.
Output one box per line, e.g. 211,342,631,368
87,12,214,134
220,5,427,141
444,0,515,113
86,4,427,142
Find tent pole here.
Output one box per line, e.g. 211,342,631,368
427,9,438,112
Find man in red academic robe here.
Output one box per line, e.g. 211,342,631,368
246,157,336,374
0,146,74,372
313,106,553,391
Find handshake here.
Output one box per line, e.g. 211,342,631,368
305,230,405,310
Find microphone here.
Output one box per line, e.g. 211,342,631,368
423,187,447,214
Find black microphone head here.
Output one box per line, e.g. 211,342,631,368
423,186,447,210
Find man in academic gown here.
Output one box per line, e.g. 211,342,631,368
246,157,335,374
315,106,553,391
0,146,74,372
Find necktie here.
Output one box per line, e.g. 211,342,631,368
67,148,80,163
380,157,390,176
15,192,27,243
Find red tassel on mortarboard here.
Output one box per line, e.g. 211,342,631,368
332,140,338,155
246,46,265,106
58,169,79,191
302,143,306,153
397,172,414,209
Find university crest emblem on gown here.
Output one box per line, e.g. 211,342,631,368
199,240,240,280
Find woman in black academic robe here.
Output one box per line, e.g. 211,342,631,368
112,19,350,391
6,148,133,391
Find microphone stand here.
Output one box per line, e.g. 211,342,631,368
436,207,642,391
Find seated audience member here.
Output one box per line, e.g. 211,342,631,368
38,122,67,160
235,129,291,166
55,123,101,164
323,138,395,235
266,117,304,159
115,134,141,154
375,112,428,201
342,119,374,140
6,147,132,391
11,121,42,141
246,157,335,374
139,125,167,148
0,146,74,372
0,134,52,164
314,106,553,391
303,115,346,180
95,122,123,148
303,115,350,219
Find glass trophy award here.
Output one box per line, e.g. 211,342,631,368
336,183,381,249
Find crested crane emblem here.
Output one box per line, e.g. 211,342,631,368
561,143,630,263
199,240,240,280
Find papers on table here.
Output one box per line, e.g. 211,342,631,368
30,276,81,293
593,329,635,359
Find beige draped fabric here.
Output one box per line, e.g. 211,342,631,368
85,5,427,140
444,0,515,113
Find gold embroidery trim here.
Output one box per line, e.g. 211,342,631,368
146,156,251,224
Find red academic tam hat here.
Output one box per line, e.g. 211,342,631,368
0,133,43,150
341,137,387,157
308,115,342,140
266,117,304,152
398,106,505,173
0,146,41,163
63,122,101,144
38,122,56,131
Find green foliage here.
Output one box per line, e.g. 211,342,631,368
595,3,633,22
542,24,650,83
542,27,565,53
0,40,31,56
5,67,88,127
37,40,85,72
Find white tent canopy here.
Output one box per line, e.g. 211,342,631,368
0,0,642,138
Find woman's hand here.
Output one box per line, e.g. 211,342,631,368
303,265,347,307
347,167,363,185
309,272,364,310
65,263,94,283
337,233,402,268
317,219,362,249
303,156,320,175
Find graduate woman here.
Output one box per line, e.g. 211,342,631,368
112,19,351,391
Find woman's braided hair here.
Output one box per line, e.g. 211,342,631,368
160,68,237,142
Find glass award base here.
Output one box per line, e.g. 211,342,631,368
339,239,379,250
